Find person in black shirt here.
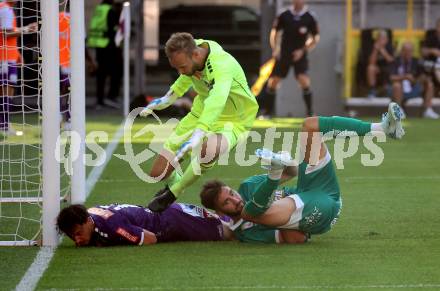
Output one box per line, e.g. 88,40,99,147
367,30,394,98
260,0,319,117
421,18,440,90
390,42,438,119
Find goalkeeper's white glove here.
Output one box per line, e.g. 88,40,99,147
174,129,206,163
139,89,179,117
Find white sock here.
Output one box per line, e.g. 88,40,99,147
371,123,383,132
268,168,284,180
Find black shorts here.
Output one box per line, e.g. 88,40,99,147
271,53,309,78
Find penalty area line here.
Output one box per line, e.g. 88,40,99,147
41,283,440,290
15,121,126,291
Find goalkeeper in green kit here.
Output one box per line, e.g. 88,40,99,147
140,32,258,212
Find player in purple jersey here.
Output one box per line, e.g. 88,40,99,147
57,203,225,247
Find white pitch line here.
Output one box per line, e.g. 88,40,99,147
15,121,125,291
40,283,440,290
148,284,440,290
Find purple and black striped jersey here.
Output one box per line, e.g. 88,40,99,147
87,203,224,246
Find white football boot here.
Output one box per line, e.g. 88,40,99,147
255,148,296,170
381,102,405,139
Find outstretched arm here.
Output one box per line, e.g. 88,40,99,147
242,196,296,227
140,74,192,117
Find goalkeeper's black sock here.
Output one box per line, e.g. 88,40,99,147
258,85,276,116
170,159,216,196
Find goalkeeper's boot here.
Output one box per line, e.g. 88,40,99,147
381,102,405,139
255,148,295,170
147,185,176,212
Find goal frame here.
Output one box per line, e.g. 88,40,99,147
0,0,86,247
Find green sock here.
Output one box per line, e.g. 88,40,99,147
170,160,216,197
318,116,371,136
244,177,279,216
166,171,182,189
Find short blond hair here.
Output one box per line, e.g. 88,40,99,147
165,32,197,58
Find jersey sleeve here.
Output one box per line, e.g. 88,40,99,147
0,7,14,29
106,212,145,245
239,174,280,217
238,174,269,202
235,224,279,243
309,11,319,36
170,74,193,97
195,56,233,131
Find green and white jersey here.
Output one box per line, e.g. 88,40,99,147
170,39,258,132
236,157,342,236
226,175,280,244
227,219,279,244
280,152,342,235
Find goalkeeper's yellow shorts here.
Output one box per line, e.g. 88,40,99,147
163,113,250,155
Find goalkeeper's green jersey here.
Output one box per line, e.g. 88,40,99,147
227,175,279,244
170,39,258,132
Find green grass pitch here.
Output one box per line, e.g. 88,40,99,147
2,115,440,290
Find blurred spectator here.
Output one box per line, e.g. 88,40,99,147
389,41,438,119
87,0,122,110
59,5,71,130
0,0,36,137
259,0,319,117
421,18,440,93
367,30,394,98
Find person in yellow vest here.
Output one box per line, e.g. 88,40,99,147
87,0,122,110
0,0,36,137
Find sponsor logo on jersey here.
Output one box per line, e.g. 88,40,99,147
181,204,204,218
265,190,282,208
116,228,138,243
273,189,285,201
303,206,322,227
299,26,308,34
88,207,114,219
180,203,217,219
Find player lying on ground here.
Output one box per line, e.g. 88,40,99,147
200,103,405,243
139,32,258,212
57,203,225,246
57,202,304,246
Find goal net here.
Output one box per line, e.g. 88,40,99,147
0,0,73,246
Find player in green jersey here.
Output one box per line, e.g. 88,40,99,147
140,32,258,212
214,163,307,244
200,103,405,242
